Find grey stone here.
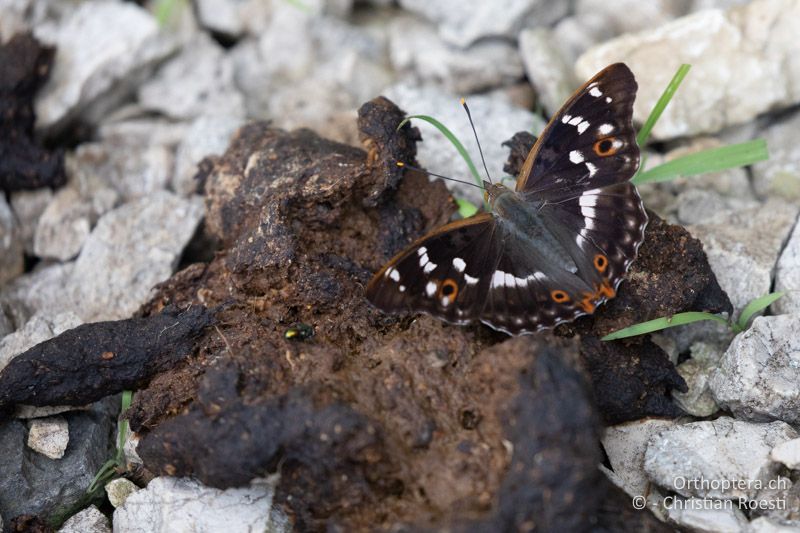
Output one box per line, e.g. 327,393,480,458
65,192,204,322
389,15,524,94
749,517,800,532
673,360,720,418
575,0,691,43
0,310,82,373
0,262,75,329
33,0,176,131
138,34,245,121
752,110,800,201
384,82,545,206
98,117,188,149
105,477,139,509
57,505,110,533
687,200,799,315
398,0,568,47
665,500,749,533
601,418,676,520
771,438,800,471
0,410,113,531
27,416,69,459
774,219,800,315
576,0,800,140
644,417,796,501
0,194,24,287
15,405,82,419
709,315,800,425
518,27,577,116
69,139,171,201
173,115,243,196
113,477,284,533
33,187,92,261
10,189,54,254
195,0,246,38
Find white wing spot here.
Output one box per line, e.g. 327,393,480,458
568,116,583,126
417,247,427,257
504,273,516,288
569,150,584,164
388,268,400,282
562,114,572,124
577,121,590,135
586,162,598,177
598,123,614,135
423,261,437,274
419,253,429,267
452,257,466,272
491,270,506,289
465,274,479,285
399,285,406,292
440,296,451,307
579,194,598,207
605,96,612,103
589,87,603,97
425,281,437,297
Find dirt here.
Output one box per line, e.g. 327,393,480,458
0,33,65,192
0,96,728,531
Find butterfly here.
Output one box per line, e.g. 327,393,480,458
366,63,648,335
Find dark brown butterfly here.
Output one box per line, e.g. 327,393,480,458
367,63,647,335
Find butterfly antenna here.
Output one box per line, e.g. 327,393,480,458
461,98,493,185
396,162,486,190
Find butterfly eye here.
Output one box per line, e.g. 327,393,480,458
550,290,570,303
593,254,608,272
439,279,459,300
593,137,618,156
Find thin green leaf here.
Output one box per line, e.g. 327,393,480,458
636,64,691,148
633,139,769,185
455,198,479,218
398,115,483,188
601,311,728,341
735,292,784,332
87,459,117,494
153,0,183,26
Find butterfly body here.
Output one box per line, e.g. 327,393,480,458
367,64,648,335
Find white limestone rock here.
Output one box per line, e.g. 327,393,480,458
577,0,800,140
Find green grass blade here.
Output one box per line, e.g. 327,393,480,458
601,311,728,341
633,139,769,185
398,115,483,188
455,198,479,218
636,64,691,148
153,0,184,26
735,292,784,332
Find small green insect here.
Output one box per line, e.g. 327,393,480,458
284,323,314,341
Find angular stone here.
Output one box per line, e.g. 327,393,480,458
644,417,796,501
57,505,111,533
709,315,800,425
27,416,69,459
33,187,91,261
687,200,798,314
752,109,800,201
113,477,282,533
34,0,176,131
518,27,576,116
771,438,800,471
173,115,243,196
389,15,524,94
105,477,139,509
577,0,800,140
10,189,54,254
398,0,568,47
64,192,204,322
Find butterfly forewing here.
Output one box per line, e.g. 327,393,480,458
516,63,640,198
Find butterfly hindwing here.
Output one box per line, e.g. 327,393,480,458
366,213,502,325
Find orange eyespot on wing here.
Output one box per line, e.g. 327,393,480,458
550,290,570,303
593,254,608,272
438,278,459,300
593,137,618,156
